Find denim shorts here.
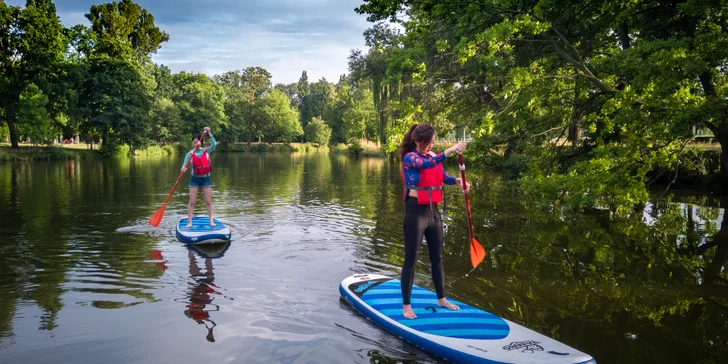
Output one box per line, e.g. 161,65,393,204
189,174,213,189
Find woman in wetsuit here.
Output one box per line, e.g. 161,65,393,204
399,123,470,319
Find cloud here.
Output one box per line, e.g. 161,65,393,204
6,0,371,84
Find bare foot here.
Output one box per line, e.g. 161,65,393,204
403,305,417,319
438,298,459,311
184,224,192,229
209,220,216,227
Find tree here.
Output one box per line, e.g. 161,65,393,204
355,0,728,208
85,0,168,63
82,59,152,150
15,83,55,145
149,97,180,145
214,67,272,143
0,0,67,148
172,72,226,141
305,117,332,147
260,89,302,143
274,82,300,109
342,86,377,142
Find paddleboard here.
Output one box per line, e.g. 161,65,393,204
176,217,231,245
340,274,596,364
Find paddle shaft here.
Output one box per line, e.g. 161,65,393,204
457,153,476,239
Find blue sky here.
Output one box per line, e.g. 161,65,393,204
7,0,371,84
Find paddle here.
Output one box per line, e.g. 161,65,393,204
457,151,486,268
149,130,206,227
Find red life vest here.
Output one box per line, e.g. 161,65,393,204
401,152,444,205
191,150,212,175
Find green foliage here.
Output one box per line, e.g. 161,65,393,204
354,0,728,210
82,59,152,150
16,83,56,145
0,123,9,141
0,0,67,148
86,0,169,62
300,77,332,130
213,67,272,142
261,89,303,143
172,72,226,140
99,142,130,158
305,117,332,147
149,97,180,144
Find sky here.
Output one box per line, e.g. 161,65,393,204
7,0,373,84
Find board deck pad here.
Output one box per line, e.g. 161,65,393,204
176,217,231,245
340,274,596,364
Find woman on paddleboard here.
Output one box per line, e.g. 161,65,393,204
182,126,217,228
399,123,470,319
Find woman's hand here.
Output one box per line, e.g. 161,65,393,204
181,166,188,173
456,178,471,193
445,142,466,157
204,126,211,135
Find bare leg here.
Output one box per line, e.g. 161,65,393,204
203,187,215,226
187,187,198,227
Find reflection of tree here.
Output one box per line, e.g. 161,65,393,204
0,157,172,342
701,199,728,286
457,192,728,364
0,163,22,340
183,251,221,343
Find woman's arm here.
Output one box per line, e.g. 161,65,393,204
403,151,446,169
205,135,216,153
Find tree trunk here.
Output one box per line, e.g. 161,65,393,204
7,118,19,148
619,23,631,50
102,128,109,147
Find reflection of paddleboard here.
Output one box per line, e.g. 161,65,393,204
340,274,596,364
187,241,231,259
176,217,231,245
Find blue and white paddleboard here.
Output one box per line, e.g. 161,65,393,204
340,274,595,364
176,217,231,245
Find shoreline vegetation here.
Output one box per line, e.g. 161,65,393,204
2,141,721,191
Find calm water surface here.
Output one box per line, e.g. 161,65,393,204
0,152,725,364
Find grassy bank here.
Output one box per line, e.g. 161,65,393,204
0,145,100,161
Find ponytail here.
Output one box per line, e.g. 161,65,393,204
399,124,418,161
399,123,435,161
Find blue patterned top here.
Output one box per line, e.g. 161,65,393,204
403,150,456,187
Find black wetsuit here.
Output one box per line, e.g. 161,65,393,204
401,196,446,305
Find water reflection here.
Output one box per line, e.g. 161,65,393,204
182,250,221,343
0,154,725,364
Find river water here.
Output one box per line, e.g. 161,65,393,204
0,152,725,363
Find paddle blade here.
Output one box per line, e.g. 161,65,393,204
470,238,486,268
148,205,166,227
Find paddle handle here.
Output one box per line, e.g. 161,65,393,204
457,152,475,239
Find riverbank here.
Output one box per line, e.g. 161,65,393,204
0,141,385,161
0,145,100,161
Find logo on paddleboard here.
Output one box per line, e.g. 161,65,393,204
349,278,388,297
354,280,377,293
503,340,544,353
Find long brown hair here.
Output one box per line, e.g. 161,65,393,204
399,123,435,160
